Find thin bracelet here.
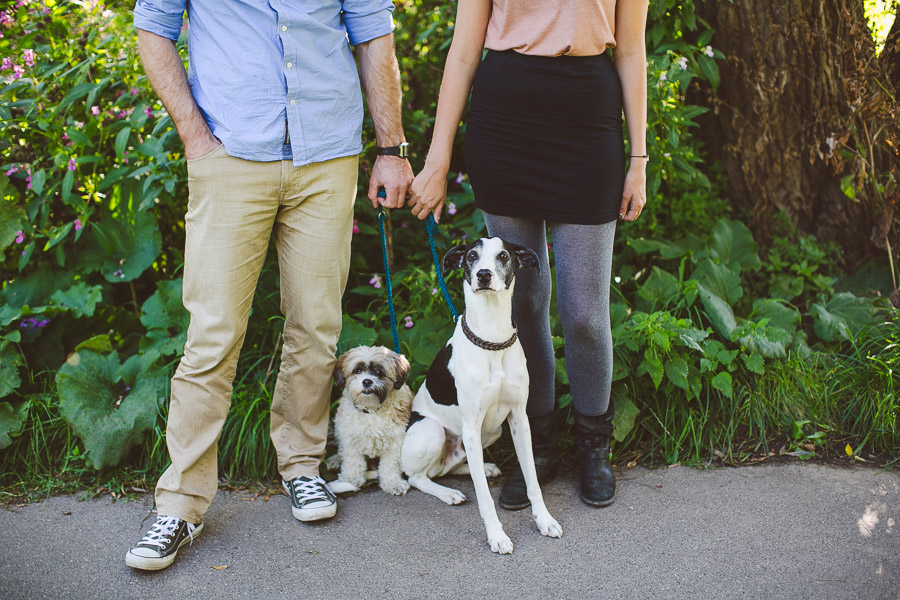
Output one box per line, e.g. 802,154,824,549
629,154,650,159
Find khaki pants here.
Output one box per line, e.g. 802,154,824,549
155,146,359,524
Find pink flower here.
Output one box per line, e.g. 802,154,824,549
118,110,126,119
75,120,84,128
91,106,100,116
447,203,457,215
431,287,438,296
131,87,138,96
678,56,688,70
123,150,129,164
352,219,359,234
15,230,24,244
369,274,382,289
25,174,31,189
23,49,35,66
659,72,667,82
455,172,464,184
74,219,83,231
705,45,714,58
0,12,12,27
113,269,124,278
67,157,76,171
5,166,17,175
1,57,11,71
145,106,153,118
404,316,414,329
43,7,50,15
62,133,72,146
12,64,23,79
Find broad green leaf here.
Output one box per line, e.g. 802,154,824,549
741,352,765,375
697,283,737,338
750,298,800,334
31,169,47,196
629,237,689,259
139,279,188,357
711,371,733,399
554,357,569,385
0,400,30,449
690,258,743,305
769,274,804,301
49,282,103,318
337,316,378,356
637,266,681,312
56,349,163,470
810,292,878,342
75,334,114,354
115,126,131,160
665,357,689,390
708,219,762,273
610,302,629,328
0,342,24,398
97,209,162,282
612,396,640,442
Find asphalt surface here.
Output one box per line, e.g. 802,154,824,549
1,463,898,600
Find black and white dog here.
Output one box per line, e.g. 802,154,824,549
401,237,563,554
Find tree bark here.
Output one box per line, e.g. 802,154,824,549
694,0,899,267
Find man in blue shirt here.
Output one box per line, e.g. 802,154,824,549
125,0,413,571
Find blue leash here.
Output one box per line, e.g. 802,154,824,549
376,190,401,355
375,188,461,355
424,214,459,321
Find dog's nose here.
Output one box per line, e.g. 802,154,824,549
362,378,373,388
476,269,492,283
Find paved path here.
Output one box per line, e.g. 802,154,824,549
1,464,898,599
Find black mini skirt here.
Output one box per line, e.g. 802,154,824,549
465,49,625,225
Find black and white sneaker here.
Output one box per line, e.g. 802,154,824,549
282,476,337,522
125,515,203,571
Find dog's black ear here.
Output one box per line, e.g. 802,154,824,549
333,354,346,390
441,242,471,276
392,352,411,389
506,242,540,271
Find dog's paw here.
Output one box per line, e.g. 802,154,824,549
488,533,514,554
439,489,467,505
328,480,361,495
535,514,563,538
380,478,410,496
483,462,502,478
324,454,341,470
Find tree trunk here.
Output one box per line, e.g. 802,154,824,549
693,0,899,267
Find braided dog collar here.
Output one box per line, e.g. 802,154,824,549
460,312,518,351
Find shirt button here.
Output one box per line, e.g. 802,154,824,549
290,99,296,105
281,25,287,32
286,62,293,68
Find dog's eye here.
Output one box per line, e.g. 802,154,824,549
352,364,364,375
497,251,509,262
467,251,478,262
372,367,385,378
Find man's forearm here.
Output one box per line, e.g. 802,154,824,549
355,33,405,146
137,29,216,156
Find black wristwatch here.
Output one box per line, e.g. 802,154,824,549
376,142,409,159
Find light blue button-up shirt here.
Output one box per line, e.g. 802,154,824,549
133,0,394,166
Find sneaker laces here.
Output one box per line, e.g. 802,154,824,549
139,515,198,548
289,476,333,503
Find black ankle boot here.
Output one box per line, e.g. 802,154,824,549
574,400,616,507
499,409,559,511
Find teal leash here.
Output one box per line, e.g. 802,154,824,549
424,214,459,321
375,188,460,355
376,189,401,354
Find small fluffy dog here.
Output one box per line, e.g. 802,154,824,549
327,346,413,496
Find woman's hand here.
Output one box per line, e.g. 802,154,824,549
619,162,647,221
408,163,449,222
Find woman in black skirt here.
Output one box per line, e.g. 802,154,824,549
408,0,648,510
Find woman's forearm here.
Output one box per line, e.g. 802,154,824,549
614,1,649,158
424,0,492,173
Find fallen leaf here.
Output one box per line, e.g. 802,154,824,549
62,510,71,515
845,444,854,456
211,565,228,570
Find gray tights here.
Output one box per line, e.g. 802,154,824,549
483,211,616,417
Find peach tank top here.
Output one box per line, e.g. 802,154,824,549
484,0,617,57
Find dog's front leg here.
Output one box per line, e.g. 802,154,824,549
508,407,563,539
378,441,410,496
339,447,368,489
461,420,513,554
